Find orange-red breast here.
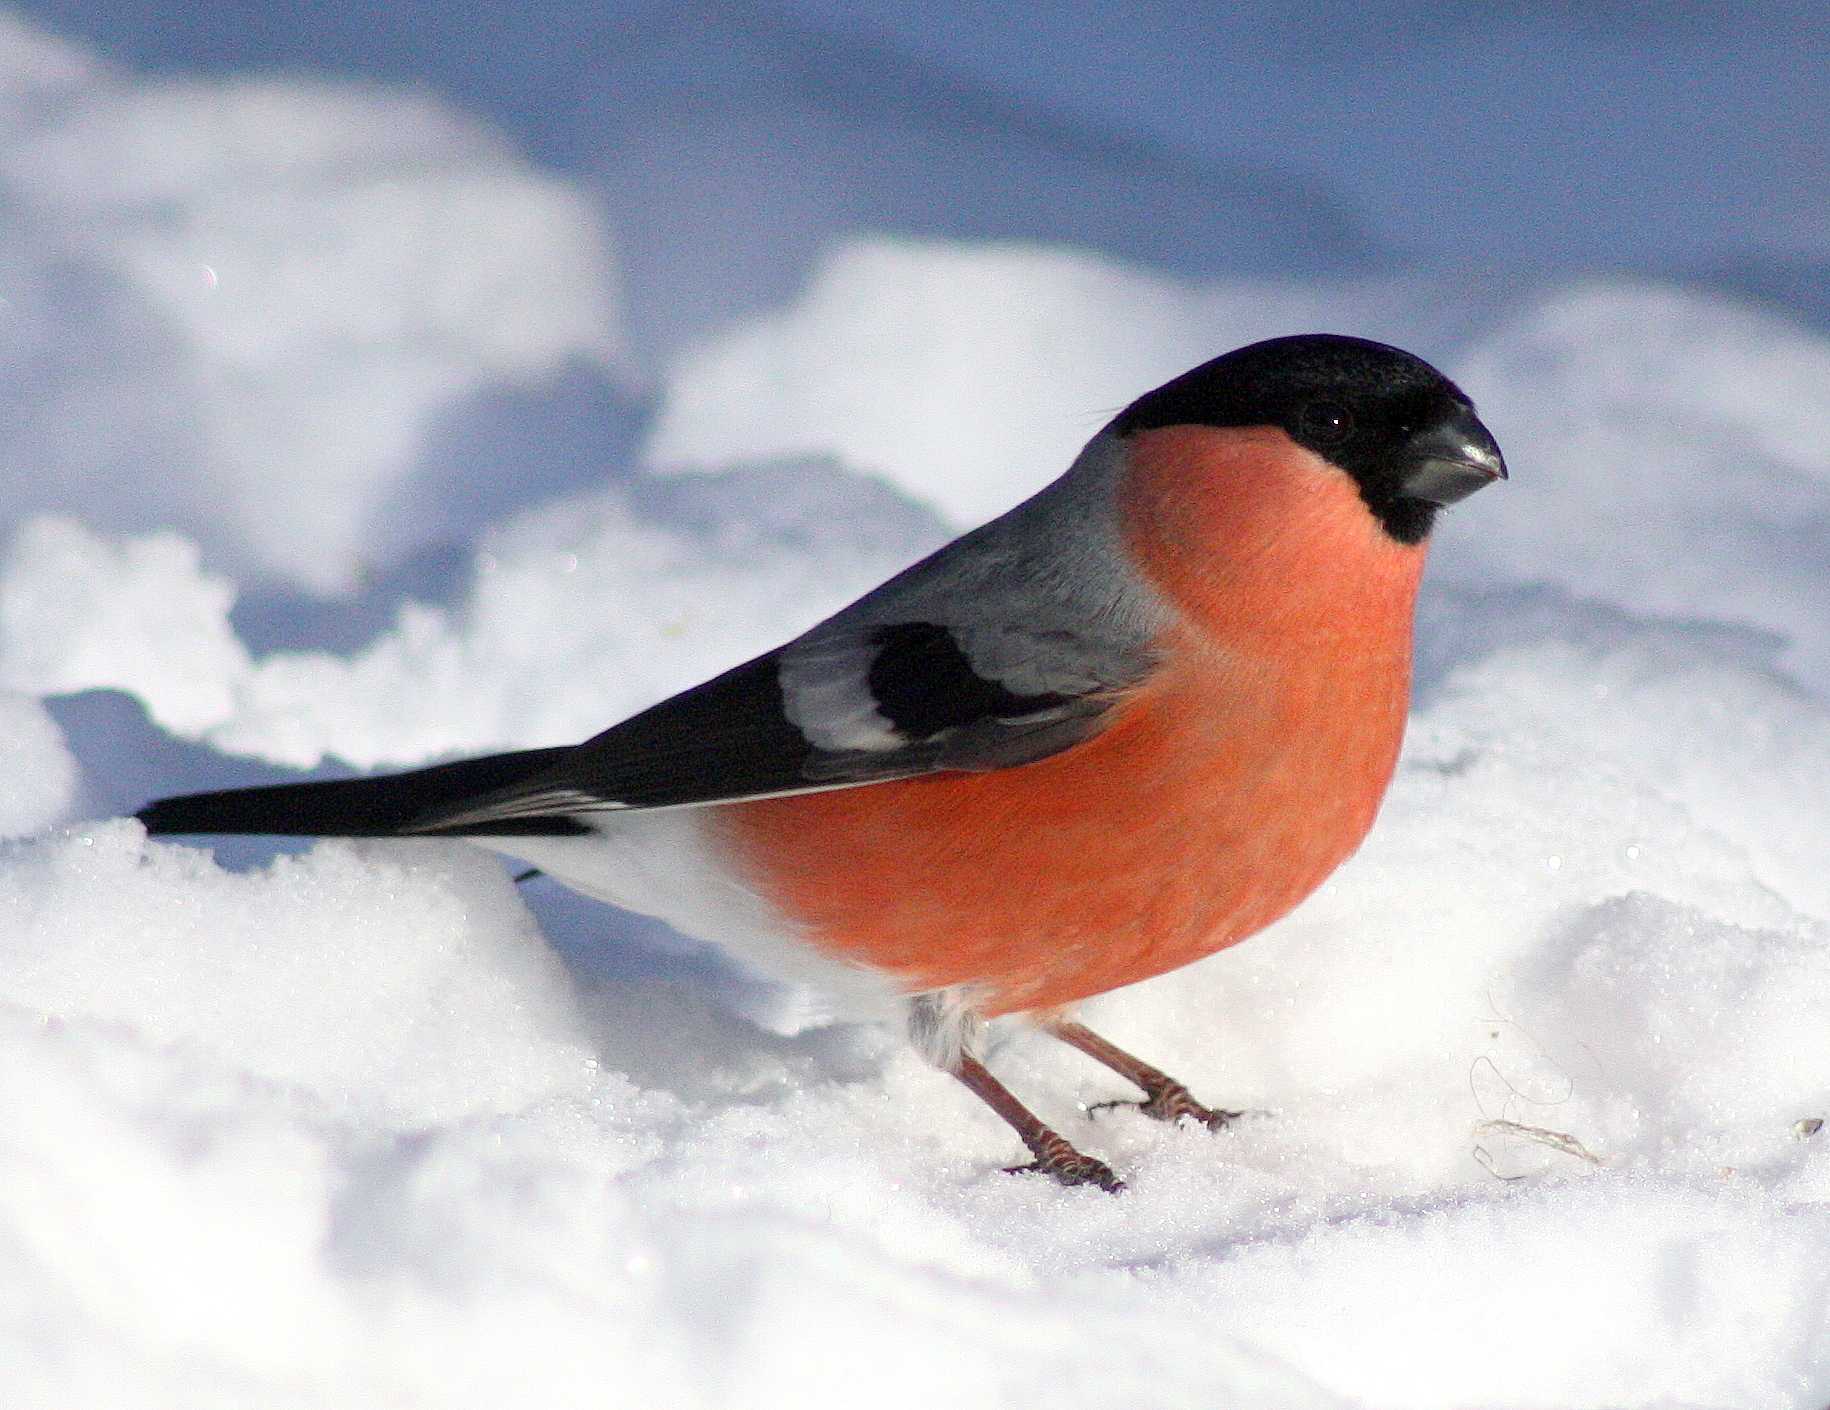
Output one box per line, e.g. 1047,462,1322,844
139,335,1505,1191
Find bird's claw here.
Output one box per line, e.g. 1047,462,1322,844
1003,1133,1125,1192
1089,1089,1243,1132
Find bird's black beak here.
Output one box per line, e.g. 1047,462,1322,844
1400,404,1507,507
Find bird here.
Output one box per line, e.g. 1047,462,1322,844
138,334,1505,1192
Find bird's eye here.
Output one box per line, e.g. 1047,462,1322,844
1298,402,1355,443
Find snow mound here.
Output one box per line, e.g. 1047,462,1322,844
0,516,252,736
0,824,592,1124
0,44,629,595
0,690,75,837
1436,280,1830,689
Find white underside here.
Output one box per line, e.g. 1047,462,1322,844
476,808,911,1036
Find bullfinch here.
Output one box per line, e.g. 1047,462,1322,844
139,334,1505,1191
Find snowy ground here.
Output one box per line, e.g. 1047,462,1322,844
0,10,1829,1409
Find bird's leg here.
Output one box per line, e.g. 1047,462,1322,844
1046,1019,1240,1130
951,1053,1124,1192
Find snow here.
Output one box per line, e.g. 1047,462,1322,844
0,14,630,596
0,691,74,836
0,516,253,737
2,12,1830,1409
1442,282,1830,692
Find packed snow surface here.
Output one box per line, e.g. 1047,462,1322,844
2,13,1830,1407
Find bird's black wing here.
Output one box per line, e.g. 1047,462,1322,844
402,627,1125,833
136,627,1127,839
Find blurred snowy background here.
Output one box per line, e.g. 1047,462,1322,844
0,2,1826,1405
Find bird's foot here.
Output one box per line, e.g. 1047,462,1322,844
1091,1081,1242,1132
1005,1131,1125,1193
951,1052,1124,1192
1045,1021,1241,1134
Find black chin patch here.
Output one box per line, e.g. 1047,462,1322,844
1373,498,1437,546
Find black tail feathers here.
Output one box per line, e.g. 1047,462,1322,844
136,746,591,838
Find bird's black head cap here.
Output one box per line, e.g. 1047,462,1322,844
1112,333,1505,544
